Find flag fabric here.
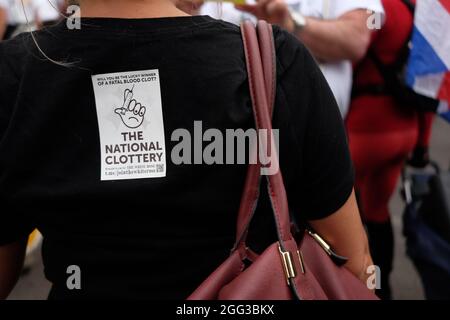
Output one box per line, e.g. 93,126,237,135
407,0,450,122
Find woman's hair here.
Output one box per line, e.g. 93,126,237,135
20,0,78,67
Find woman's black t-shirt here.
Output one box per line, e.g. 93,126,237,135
0,16,354,299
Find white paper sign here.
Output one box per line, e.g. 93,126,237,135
91,69,166,181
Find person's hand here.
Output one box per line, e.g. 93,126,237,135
407,146,430,168
115,86,146,129
235,0,294,32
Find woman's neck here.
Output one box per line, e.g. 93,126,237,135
78,0,189,19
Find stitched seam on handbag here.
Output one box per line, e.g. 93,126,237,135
269,25,276,114
268,175,286,241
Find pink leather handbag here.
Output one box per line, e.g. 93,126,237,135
188,20,378,300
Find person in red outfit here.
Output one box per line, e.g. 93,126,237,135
347,0,434,299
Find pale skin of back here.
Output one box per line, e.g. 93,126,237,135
0,0,373,299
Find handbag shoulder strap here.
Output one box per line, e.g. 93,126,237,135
234,21,293,254
234,21,275,250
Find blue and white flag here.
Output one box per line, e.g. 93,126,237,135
407,0,450,122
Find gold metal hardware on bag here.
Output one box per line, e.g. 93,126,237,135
297,250,305,274
278,244,296,285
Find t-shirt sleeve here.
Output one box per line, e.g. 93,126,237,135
275,28,355,221
0,44,34,245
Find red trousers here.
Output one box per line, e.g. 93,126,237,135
346,96,433,223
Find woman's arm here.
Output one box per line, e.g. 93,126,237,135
309,190,373,284
0,239,27,299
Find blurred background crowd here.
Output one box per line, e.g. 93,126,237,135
1,0,449,300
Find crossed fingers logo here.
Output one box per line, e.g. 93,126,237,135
114,85,147,129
